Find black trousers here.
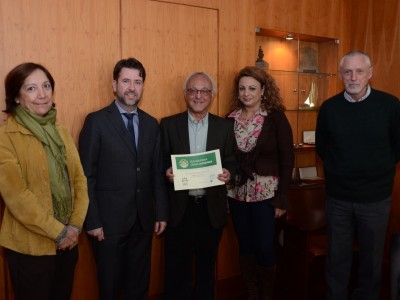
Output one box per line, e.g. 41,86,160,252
228,197,276,267
164,197,223,300
6,246,78,300
91,219,153,300
325,196,391,300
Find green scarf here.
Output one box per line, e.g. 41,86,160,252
15,105,72,224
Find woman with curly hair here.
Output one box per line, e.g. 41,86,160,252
227,66,294,300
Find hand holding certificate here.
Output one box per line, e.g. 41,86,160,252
171,149,224,191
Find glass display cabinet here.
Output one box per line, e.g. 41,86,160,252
255,27,339,178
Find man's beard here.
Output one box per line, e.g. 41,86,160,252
117,95,140,107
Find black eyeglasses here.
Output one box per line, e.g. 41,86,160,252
186,88,212,97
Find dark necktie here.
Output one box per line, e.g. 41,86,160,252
122,113,137,151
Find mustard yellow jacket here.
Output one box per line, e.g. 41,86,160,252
0,116,89,255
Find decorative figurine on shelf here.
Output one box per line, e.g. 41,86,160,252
303,80,318,108
255,46,269,70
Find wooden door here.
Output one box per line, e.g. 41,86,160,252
121,0,218,294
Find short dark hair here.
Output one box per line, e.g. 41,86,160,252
4,62,55,114
113,57,146,82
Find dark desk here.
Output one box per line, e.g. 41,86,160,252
278,183,327,300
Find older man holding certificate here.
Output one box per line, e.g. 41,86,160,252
160,72,237,300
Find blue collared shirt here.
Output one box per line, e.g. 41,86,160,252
188,112,208,154
115,100,139,147
188,111,209,196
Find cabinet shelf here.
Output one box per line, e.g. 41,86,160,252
255,27,338,180
256,27,337,44
255,27,338,145
293,144,316,152
269,69,336,77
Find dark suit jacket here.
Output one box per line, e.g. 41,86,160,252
160,112,236,229
79,102,168,234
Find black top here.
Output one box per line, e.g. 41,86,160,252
316,89,400,202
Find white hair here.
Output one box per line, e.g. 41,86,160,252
182,72,217,93
340,51,372,69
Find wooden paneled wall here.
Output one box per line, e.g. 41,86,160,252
0,0,121,141
255,0,344,40
0,0,255,298
255,0,351,88
278,1,400,263
0,1,121,299
256,0,400,291
1,0,398,298
348,0,400,269
348,0,400,99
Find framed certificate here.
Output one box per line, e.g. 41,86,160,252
171,149,224,191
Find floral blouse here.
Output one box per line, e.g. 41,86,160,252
227,109,279,202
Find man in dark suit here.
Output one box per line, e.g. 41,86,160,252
79,58,168,300
160,72,236,300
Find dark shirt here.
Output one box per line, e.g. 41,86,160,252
316,89,400,202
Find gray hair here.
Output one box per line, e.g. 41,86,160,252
340,51,372,69
182,72,217,94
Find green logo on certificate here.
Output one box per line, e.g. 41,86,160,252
179,159,189,168
175,152,217,170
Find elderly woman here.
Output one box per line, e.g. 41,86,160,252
227,66,294,300
0,62,89,300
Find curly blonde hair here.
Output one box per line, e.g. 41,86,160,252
230,66,285,113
